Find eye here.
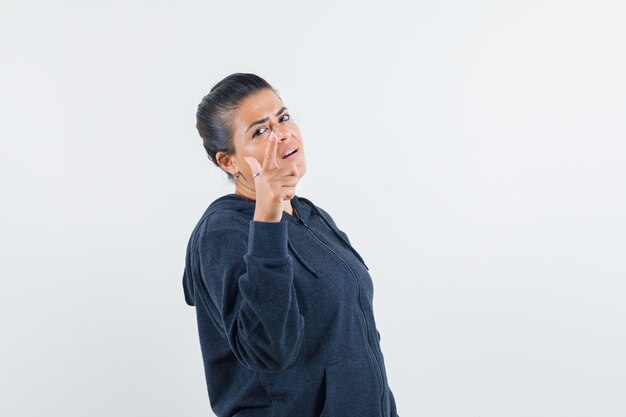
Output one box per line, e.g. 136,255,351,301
280,114,290,122
252,127,268,138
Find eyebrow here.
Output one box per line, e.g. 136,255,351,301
245,107,288,133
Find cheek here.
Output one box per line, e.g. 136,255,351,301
290,135,304,149
242,141,261,155
241,141,268,164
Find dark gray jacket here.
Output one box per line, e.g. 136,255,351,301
183,193,399,417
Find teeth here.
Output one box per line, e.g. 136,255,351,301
283,149,297,158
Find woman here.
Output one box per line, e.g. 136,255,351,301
183,73,400,417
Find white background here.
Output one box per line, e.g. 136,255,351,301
1,1,625,416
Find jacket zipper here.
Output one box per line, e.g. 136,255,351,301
292,215,386,417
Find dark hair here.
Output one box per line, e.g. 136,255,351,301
196,73,277,182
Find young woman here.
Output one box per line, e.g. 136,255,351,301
183,73,400,417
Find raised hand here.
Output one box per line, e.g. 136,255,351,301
244,131,300,223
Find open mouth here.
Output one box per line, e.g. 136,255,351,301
282,148,298,159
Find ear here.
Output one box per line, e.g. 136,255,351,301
216,151,237,176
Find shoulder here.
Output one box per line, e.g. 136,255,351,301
195,193,256,235
297,196,333,218
300,197,340,226
187,209,250,255
204,209,249,232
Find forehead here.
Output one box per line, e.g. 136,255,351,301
234,89,283,124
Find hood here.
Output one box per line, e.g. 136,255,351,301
183,194,368,306
202,193,313,223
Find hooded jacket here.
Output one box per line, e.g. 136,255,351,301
183,193,399,417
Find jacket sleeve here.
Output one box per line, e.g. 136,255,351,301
197,214,305,371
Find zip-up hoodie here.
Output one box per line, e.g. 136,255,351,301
183,193,399,417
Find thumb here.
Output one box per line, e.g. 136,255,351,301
243,156,262,176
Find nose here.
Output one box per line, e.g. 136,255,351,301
269,125,289,142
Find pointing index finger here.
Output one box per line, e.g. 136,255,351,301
262,131,279,170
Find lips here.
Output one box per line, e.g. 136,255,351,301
282,146,298,159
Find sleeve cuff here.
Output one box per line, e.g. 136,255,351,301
248,220,289,258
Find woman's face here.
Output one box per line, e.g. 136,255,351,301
221,88,307,190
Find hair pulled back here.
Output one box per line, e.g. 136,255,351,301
196,73,276,182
